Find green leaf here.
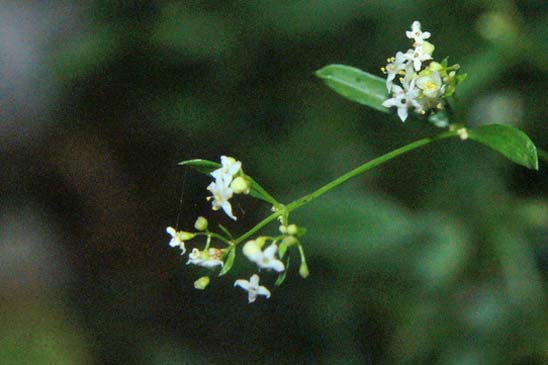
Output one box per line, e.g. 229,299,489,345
315,64,389,113
274,257,290,286
178,159,220,174
218,246,236,276
468,124,538,170
247,176,279,205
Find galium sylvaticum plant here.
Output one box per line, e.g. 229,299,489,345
166,21,540,303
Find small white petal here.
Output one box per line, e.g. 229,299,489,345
166,226,177,236
397,106,409,122
382,98,398,108
257,286,271,299
263,244,278,259
234,279,250,290
266,260,285,272
249,274,260,286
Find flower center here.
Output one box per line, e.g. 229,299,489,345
424,81,438,91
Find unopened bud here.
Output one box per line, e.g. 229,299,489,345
428,61,442,71
255,236,268,248
421,41,435,56
299,262,309,278
194,276,210,290
178,231,196,241
194,216,208,231
287,224,298,235
230,176,250,194
243,240,261,258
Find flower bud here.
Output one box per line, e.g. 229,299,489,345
421,41,435,56
194,276,210,290
428,61,443,72
194,216,208,231
178,231,196,241
299,262,309,278
230,176,250,194
279,225,287,234
255,236,268,248
243,240,261,258
287,224,298,236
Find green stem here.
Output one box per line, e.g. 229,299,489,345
234,211,280,244
234,130,459,244
286,130,457,211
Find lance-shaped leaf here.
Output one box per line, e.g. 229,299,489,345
316,64,449,127
178,159,278,205
274,256,290,287
218,246,236,276
316,64,389,112
468,124,538,170
179,159,220,174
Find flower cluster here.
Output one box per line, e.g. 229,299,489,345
381,21,466,123
166,156,308,303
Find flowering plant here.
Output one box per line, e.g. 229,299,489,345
166,21,539,303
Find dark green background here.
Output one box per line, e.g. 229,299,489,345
1,1,546,364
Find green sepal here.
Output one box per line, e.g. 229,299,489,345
315,64,389,113
274,256,290,286
218,246,236,276
468,124,538,170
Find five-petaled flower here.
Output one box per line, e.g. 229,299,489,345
243,241,285,272
234,274,271,303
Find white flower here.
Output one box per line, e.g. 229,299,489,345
383,51,409,91
207,176,236,220
416,71,444,98
211,156,241,182
166,226,192,255
234,274,271,303
382,81,421,122
186,248,224,268
243,241,285,272
406,21,431,45
404,46,432,71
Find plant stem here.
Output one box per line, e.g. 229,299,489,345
234,211,279,244
234,130,459,244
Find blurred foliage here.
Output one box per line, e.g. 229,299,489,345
1,0,547,364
